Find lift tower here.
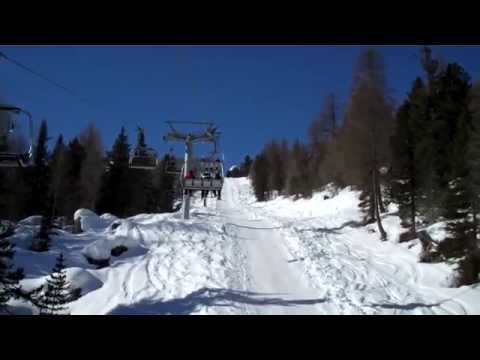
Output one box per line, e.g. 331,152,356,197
163,121,221,219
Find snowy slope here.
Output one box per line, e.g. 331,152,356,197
226,178,480,314
7,177,480,315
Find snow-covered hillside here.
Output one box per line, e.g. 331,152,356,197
7,178,480,314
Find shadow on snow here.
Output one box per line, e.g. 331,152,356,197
106,287,327,315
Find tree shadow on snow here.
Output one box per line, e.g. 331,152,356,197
106,287,327,315
368,301,442,311
296,220,364,235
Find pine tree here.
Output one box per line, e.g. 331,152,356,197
441,110,475,258
467,82,480,243
421,63,471,220
64,138,86,220
264,141,287,196
0,167,29,221
287,140,312,198
155,154,175,213
26,119,51,217
79,124,104,210
50,135,69,220
251,153,269,201
96,127,131,217
34,253,80,315
390,78,427,238
31,214,52,252
0,235,24,313
242,155,252,176
428,63,474,260
308,94,337,189
420,46,442,89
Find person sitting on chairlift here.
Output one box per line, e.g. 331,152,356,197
184,170,195,195
201,168,212,199
212,170,222,197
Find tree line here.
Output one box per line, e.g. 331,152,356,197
0,123,176,224
250,47,480,285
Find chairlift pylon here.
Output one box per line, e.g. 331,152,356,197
163,121,225,219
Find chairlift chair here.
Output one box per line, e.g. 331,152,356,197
0,104,34,168
128,126,159,170
129,147,159,170
164,156,184,175
181,156,225,197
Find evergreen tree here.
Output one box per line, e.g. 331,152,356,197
64,138,86,220
420,63,471,220
155,154,175,213
96,127,131,217
420,46,442,89
79,124,104,210
441,110,475,258
390,78,426,237
308,94,337,189
34,253,80,315
31,214,52,252
467,82,480,242
242,155,252,176
0,235,24,313
251,153,269,201
287,140,312,198
49,135,69,220
265,140,287,196
26,119,51,216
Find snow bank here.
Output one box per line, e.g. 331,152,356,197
100,213,119,222
74,209,116,233
17,215,43,226
82,219,146,261
251,185,362,226
67,267,103,295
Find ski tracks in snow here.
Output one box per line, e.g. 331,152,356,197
70,178,478,314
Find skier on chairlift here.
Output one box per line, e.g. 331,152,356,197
184,169,195,195
201,168,212,199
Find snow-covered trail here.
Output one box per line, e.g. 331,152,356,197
219,182,325,314
219,178,480,315
16,177,480,315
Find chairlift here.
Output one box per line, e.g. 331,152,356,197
164,121,225,216
129,147,159,170
128,127,158,170
182,154,224,197
164,149,183,175
0,104,34,168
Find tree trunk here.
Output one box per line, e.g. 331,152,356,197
410,170,417,235
370,126,387,241
472,197,478,250
376,173,386,213
373,167,387,241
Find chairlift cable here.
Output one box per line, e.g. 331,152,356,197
0,50,93,107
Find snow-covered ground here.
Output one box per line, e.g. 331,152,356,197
7,178,480,314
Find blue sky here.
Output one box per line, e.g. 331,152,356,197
1,45,480,168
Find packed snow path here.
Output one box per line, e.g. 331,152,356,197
219,181,326,314
217,179,479,315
